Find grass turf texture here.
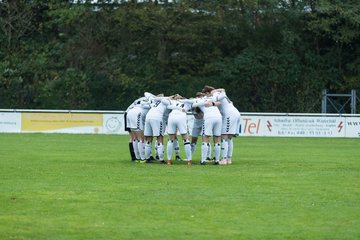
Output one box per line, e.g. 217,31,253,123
0,133,359,240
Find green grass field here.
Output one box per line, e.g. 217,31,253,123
0,133,359,240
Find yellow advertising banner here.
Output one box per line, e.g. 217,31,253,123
22,113,103,132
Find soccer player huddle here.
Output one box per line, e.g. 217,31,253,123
125,85,241,165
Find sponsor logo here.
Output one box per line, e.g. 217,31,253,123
337,121,343,132
347,121,360,126
267,120,272,132
243,118,261,134
105,117,121,133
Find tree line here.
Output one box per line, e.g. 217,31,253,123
0,0,359,113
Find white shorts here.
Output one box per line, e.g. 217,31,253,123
203,116,222,137
144,118,164,137
191,118,203,137
221,111,241,135
126,107,144,130
167,113,187,135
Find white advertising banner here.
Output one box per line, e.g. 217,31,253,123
263,116,345,137
102,114,127,134
0,112,21,133
345,117,360,138
1,110,359,137
240,116,346,137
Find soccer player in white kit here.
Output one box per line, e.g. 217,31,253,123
192,92,222,165
124,104,136,161
126,93,153,161
164,95,193,165
211,88,241,164
161,106,183,161
144,95,171,163
189,92,212,161
190,106,204,155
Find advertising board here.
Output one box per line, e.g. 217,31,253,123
240,116,346,137
21,112,103,133
0,112,21,133
102,114,127,134
261,116,345,137
0,110,359,137
345,117,360,138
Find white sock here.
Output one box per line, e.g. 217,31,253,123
184,140,192,161
201,143,208,162
132,140,140,159
157,143,164,161
145,141,152,160
138,141,145,160
207,143,212,159
214,143,221,161
227,138,233,159
173,138,180,157
166,140,174,161
221,139,228,160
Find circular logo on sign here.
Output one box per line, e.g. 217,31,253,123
106,117,121,133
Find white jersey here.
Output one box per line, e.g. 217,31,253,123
144,97,171,136
212,91,241,135
126,92,154,114
212,91,240,116
126,97,146,112
145,97,171,121
192,97,222,119
168,99,192,114
126,97,151,130
192,97,222,136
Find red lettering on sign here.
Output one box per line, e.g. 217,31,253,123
243,118,261,134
